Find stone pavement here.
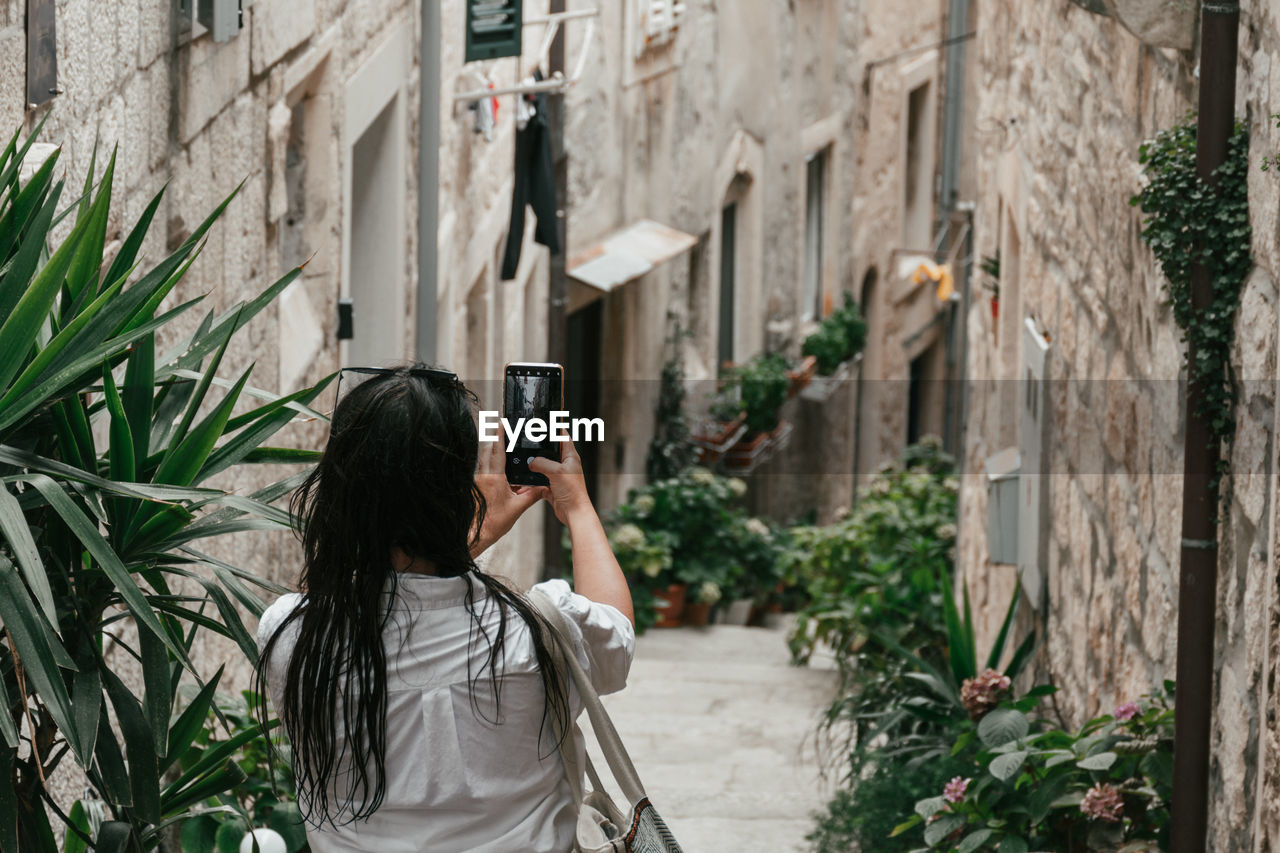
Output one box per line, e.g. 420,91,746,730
581,617,841,853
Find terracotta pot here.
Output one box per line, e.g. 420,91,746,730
786,354,818,397
652,583,687,628
682,600,712,627
990,296,999,320
691,412,748,466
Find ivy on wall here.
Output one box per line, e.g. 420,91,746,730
1130,115,1251,491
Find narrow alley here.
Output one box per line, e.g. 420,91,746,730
584,621,841,853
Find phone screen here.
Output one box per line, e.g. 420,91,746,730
503,363,563,487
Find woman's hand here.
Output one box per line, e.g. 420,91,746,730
471,440,542,558
527,439,593,525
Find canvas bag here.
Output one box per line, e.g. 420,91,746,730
528,589,684,853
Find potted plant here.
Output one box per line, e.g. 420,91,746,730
724,353,791,472
607,522,679,630
607,468,750,629
690,374,747,465
801,294,868,401
786,354,818,396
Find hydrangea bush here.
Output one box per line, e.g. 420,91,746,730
602,467,783,629
894,685,1175,852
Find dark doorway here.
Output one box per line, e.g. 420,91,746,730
718,203,737,370
907,350,927,447
567,299,603,500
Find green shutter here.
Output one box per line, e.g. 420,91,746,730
465,0,523,63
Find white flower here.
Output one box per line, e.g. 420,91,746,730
642,557,664,578
936,523,957,541
632,494,656,515
688,467,716,486
612,524,646,551
745,517,771,538
698,582,722,604
943,477,960,493
727,478,748,497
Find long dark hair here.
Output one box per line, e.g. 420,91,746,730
255,364,569,826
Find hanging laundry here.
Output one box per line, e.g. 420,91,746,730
502,70,561,280
515,74,538,131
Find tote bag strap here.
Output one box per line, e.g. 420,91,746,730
528,589,648,805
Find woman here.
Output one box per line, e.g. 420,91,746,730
255,365,634,852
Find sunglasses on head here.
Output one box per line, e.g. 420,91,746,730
331,366,467,415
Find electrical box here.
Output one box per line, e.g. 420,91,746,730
196,0,242,42
466,0,523,63
985,447,1019,565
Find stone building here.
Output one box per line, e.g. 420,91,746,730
954,0,1280,845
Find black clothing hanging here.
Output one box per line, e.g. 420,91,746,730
501,69,561,280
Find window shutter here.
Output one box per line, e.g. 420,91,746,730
466,0,523,63
637,0,686,56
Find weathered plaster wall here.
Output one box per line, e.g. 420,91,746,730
959,0,1280,846
556,0,864,520
850,0,951,474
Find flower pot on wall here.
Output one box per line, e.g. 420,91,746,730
652,583,687,628
799,358,852,403
691,413,748,466
786,355,818,397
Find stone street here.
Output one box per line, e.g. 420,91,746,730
581,619,841,853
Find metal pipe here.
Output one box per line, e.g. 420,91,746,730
939,0,968,220
1171,3,1239,849
416,0,440,362
453,72,566,103
543,0,570,578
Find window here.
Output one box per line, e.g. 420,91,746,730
803,149,827,323
718,203,737,369
636,0,687,56
903,80,934,248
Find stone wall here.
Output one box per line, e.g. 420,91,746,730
957,0,1280,846
552,0,865,521
1,0,422,823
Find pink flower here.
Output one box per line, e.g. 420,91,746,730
960,668,1013,720
1113,701,1140,722
943,776,971,804
1081,782,1124,823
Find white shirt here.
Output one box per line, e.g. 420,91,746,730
256,575,635,853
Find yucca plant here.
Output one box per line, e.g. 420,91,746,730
0,121,331,852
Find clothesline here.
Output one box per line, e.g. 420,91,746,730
453,7,598,104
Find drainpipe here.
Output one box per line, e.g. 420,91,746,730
1171,3,1239,850
416,0,440,362
543,0,569,578
938,0,968,458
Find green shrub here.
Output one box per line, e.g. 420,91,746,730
808,756,966,853
177,692,308,853
738,352,790,435
896,685,1175,852
0,124,328,851
802,293,867,375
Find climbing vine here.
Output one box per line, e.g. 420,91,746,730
1130,114,1251,490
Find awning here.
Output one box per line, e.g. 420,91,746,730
567,219,699,293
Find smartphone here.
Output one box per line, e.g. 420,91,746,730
503,362,564,487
